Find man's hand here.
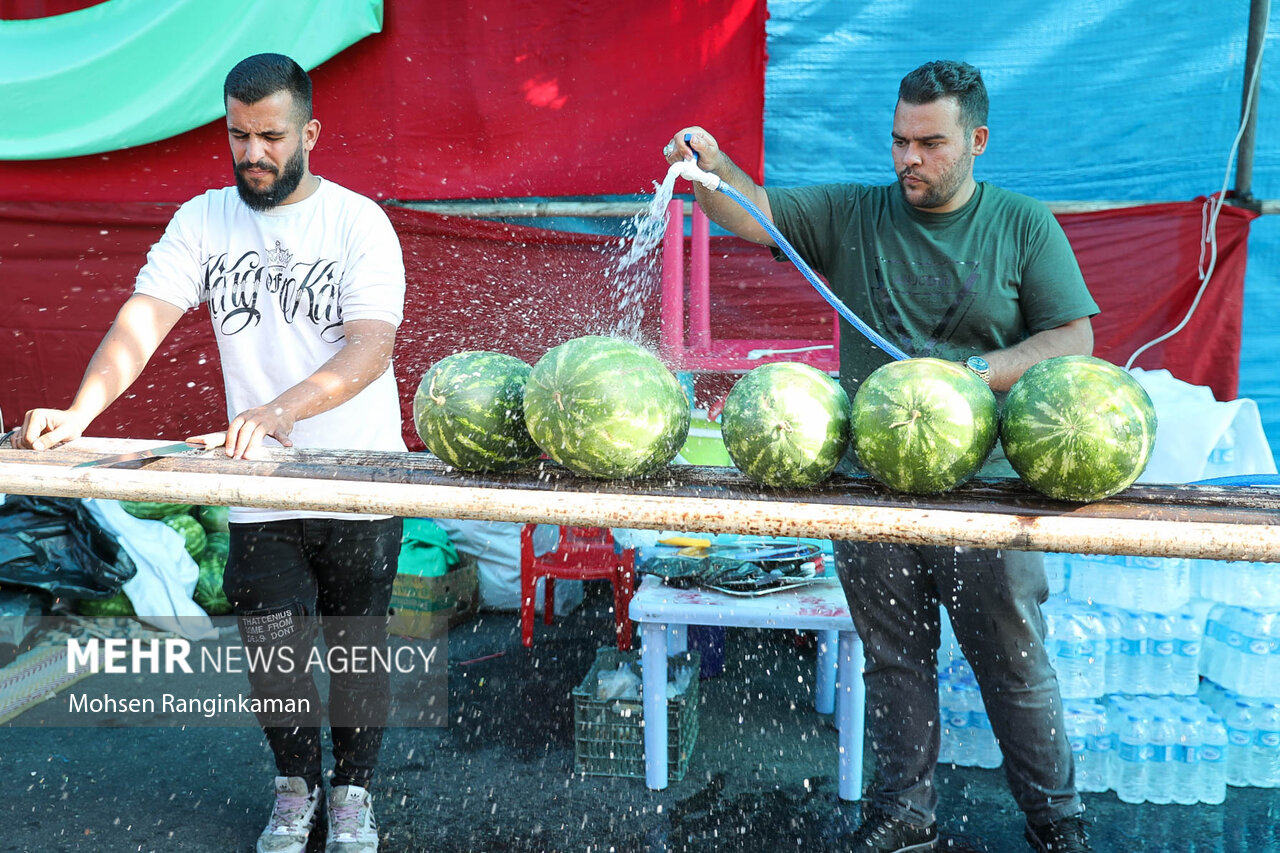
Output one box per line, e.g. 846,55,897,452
663,127,724,171
222,404,295,460
660,126,777,247
15,407,92,451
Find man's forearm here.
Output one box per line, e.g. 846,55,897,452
693,157,777,247
70,295,185,423
266,322,395,424
984,317,1094,392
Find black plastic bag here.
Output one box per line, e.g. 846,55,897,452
0,495,137,600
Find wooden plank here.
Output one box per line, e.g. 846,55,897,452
1,438,1278,563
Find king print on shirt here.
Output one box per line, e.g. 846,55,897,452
201,241,343,342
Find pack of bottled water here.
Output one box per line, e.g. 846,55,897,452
1104,694,1229,804
1199,605,1280,697
1194,559,1280,609
1197,679,1280,789
1067,553,1192,612
1045,596,1202,697
937,659,1002,769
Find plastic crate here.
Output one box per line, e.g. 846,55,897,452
572,646,700,782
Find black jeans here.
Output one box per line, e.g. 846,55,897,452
835,541,1082,827
225,516,402,790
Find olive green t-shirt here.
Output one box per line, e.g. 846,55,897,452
765,181,1099,395
765,181,1099,476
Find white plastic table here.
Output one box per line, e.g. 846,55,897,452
628,574,865,801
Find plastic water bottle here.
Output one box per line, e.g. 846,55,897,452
1050,603,1105,699
1200,713,1229,804
1119,609,1150,694
1226,701,1256,786
1116,713,1151,804
1249,702,1280,788
1146,714,1176,804
1172,611,1203,695
1147,612,1176,693
1173,714,1202,804
1085,703,1113,793
1241,609,1277,698
1093,606,1123,696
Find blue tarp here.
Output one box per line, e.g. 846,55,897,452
762,0,1279,450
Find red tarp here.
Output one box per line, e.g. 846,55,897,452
0,1,767,202
0,199,1255,451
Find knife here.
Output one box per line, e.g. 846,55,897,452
74,441,209,469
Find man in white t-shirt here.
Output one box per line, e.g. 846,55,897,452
18,54,403,853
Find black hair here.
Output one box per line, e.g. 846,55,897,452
223,53,313,125
898,60,988,132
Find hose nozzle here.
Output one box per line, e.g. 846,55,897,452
667,158,722,191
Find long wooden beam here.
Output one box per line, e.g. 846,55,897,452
2,438,1278,563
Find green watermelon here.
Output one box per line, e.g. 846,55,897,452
194,551,233,615
852,357,998,494
413,351,542,471
1001,355,1157,502
196,504,230,533
523,336,690,479
162,512,207,559
119,501,193,520
721,362,851,487
205,531,230,561
76,591,136,620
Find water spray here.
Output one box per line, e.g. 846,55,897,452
669,135,909,362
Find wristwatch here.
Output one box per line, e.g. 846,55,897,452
964,355,992,385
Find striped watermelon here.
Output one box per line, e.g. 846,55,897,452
523,336,690,479
852,358,998,494
413,351,541,472
721,362,850,487
1001,355,1157,502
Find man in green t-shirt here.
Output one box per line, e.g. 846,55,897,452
663,61,1098,853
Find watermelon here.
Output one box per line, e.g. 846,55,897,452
76,591,136,620
162,512,207,559
852,357,998,494
119,500,192,520
720,362,851,487
196,504,230,533
194,551,233,615
1001,355,1157,502
413,351,541,472
523,336,690,479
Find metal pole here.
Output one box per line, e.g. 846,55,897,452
1234,0,1271,207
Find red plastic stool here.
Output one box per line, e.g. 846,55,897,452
520,524,636,651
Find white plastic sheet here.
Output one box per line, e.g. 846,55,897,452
1131,368,1277,485
82,499,217,641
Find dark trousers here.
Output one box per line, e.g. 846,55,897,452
225,516,402,791
835,541,1082,827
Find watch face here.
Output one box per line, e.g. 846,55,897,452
967,356,990,372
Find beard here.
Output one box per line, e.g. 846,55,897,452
235,144,306,211
897,149,971,210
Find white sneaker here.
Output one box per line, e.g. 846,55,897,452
325,785,378,852
257,776,322,853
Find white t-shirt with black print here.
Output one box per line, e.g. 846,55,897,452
134,178,407,522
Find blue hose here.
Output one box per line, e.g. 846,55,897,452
712,181,910,362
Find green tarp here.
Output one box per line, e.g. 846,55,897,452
0,0,382,160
